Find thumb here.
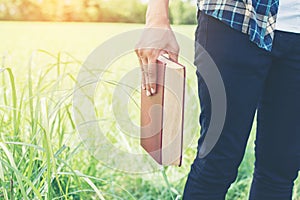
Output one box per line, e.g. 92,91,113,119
168,51,178,62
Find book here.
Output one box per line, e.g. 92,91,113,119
140,54,185,166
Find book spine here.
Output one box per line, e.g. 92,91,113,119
159,62,166,164
178,67,186,167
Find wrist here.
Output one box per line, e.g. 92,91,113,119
145,14,170,28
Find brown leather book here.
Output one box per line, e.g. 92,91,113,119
140,55,185,166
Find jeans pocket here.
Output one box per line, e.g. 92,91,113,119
195,10,209,49
194,10,209,68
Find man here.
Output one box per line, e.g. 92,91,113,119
135,0,300,199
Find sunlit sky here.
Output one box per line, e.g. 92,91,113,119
139,0,197,3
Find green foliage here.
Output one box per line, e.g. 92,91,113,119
0,0,147,22
0,0,197,24
170,0,197,25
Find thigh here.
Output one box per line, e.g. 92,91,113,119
184,12,273,199
184,13,271,199
194,12,272,162
255,31,300,175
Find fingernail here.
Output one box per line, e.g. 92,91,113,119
146,90,151,96
142,84,146,90
151,88,155,94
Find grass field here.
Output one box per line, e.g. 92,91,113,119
0,21,299,200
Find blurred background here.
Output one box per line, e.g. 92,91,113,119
0,0,197,24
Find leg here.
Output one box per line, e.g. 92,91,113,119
249,31,300,200
183,11,272,199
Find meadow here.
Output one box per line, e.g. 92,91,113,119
0,21,299,200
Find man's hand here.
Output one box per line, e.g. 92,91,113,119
135,0,179,96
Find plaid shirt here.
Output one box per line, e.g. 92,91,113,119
197,0,279,51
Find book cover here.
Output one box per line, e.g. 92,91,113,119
140,55,185,166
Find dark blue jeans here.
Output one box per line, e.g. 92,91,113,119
183,11,300,199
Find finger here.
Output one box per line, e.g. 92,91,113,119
134,48,139,56
135,49,147,90
168,51,178,62
141,69,146,90
138,57,146,90
147,61,157,94
140,56,152,96
158,49,168,57
148,49,161,94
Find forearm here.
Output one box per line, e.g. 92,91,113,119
146,0,170,27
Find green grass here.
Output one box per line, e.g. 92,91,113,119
0,21,299,199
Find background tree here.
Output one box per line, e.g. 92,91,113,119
170,0,196,24
0,0,196,24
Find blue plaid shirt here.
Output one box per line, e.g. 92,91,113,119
197,0,279,51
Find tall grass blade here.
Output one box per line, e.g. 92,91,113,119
81,176,106,200
0,160,4,181
1,54,8,106
161,166,175,200
0,159,42,199
1,188,9,200
0,142,27,199
3,68,18,138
